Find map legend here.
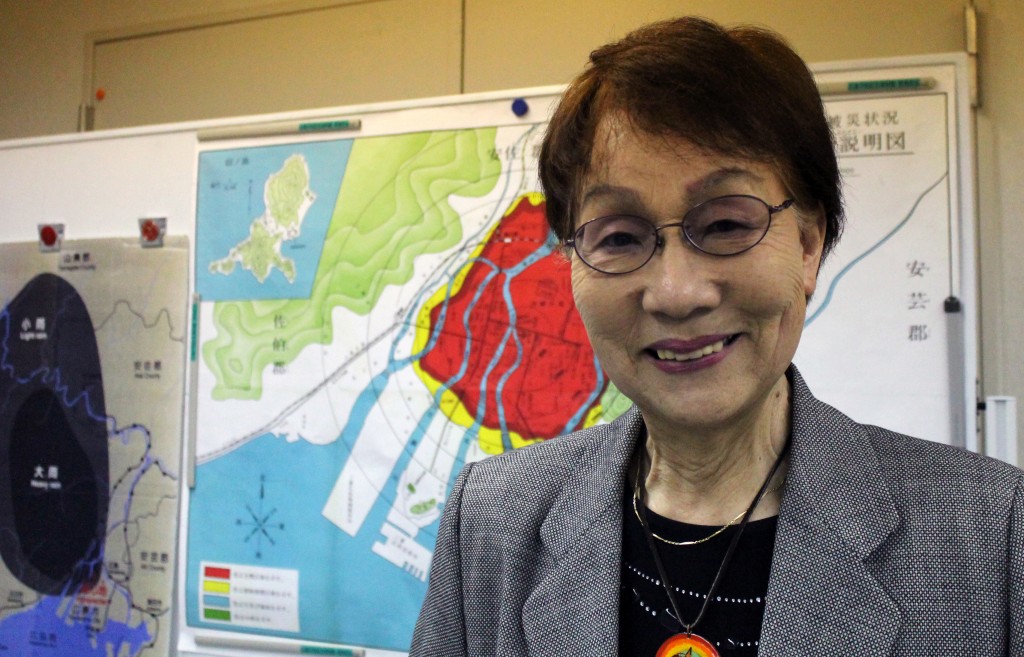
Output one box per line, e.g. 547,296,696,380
198,562,300,633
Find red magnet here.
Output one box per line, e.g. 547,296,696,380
142,220,160,242
139,217,166,248
37,223,63,252
40,225,58,246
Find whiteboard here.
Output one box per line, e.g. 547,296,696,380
0,53,976,657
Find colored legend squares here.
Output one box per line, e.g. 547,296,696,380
199,562,300,632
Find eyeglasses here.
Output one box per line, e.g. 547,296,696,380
565,195,794,275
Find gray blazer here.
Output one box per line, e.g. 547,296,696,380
410,368,1024,655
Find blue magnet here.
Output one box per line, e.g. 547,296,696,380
511,98,529,117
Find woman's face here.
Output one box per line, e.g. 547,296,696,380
570,117,825,435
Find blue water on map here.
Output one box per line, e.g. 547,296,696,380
185,229,568,650
186,423,436,651
194,140,353,301
0,594,152,656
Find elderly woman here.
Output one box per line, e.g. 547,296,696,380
411,16,1023,657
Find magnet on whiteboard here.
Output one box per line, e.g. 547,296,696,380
511,98,529,117
139,217,166,248
38,224,64,253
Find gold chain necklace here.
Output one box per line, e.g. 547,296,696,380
631,459,786,546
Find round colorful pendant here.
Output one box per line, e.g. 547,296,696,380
655,632,720,657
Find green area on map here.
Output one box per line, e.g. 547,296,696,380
202,129,501,401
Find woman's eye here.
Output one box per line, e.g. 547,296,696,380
704,219,751,234
597,231,642,249
583,216,648,252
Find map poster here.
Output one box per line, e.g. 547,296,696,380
0,237,189,657
187,125,630,652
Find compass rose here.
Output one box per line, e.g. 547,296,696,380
235,474,285,559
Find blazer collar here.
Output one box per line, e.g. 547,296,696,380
530,368,900,558
522,407,643,656
536,406,643,557
760,367,901,655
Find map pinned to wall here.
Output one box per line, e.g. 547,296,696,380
187,125,629,651
0,237,189,657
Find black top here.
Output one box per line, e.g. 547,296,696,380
619,486,778,656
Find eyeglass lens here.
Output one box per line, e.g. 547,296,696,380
573,195,776,274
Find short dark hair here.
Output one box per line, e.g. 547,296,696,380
539,16,843,258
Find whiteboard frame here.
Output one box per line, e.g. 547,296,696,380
0,52,978,657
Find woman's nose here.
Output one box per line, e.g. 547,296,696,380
639,232,723,318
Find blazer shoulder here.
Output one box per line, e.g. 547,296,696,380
792,373,1022,503
861,421,1023,508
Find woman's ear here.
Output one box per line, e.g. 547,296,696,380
801,206,827,298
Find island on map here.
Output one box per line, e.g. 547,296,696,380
209,154,316,283
201,129,501,402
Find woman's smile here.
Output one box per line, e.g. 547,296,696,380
645,333,738,370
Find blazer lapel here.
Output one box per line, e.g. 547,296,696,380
521,408,644,656
760,370,901,656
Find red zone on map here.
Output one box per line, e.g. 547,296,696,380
418,196,605,443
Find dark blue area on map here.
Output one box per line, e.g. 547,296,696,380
0,595,151,656
0,273,109,596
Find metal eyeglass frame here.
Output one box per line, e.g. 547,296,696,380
564,195,795,275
